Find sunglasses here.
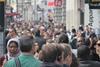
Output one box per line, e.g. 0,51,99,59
97,43,100,46
77,40,83,42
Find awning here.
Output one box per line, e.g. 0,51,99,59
5,12,20,16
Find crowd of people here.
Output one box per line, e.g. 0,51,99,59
0,21,100,67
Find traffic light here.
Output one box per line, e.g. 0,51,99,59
0,1,4,31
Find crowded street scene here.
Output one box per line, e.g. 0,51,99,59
0,0,100,67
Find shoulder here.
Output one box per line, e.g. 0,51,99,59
33,57,42,66
3,58,16,67
91,61,100,66
34,57,42,64
89,61,100,67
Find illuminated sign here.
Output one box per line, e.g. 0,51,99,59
89,0,100,9
48,1,54,7
0,0,5,2
48,0,63,7
54,0,63,7
92,0,100,3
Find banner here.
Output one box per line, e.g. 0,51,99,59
54,0,63,7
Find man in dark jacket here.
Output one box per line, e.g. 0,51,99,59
78,45,100,67
34,29,46,49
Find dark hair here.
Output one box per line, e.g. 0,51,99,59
77,45,90,60
19,35,34,52
56,44,64,61
8,41,18,48
60,43,72,59
58,33,69,44
5,29,9,37
79,25,84,31
89,32,96,38
13,28,17,34
72,28,76,33
41,43,62,62
34,29,40,37
10,28,17,35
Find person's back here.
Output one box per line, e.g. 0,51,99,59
4,53,41,67
4,35,41,67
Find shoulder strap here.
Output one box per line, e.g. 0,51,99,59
14,57,21,67
5,54,8,61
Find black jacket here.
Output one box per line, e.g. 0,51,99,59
79,60,100,67
40,62,64,67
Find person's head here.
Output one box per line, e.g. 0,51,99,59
19,35,34,53
95,40,100,57
7,38,20,55
84,25,89,32
60,43,72,66
39,26,46,37
58,33,69,44
8,28,17,37
46,39,55,45
34,29,40,37
77,36,84,47
77,45,90,60
55,44,64,64
79,25,84,31
34,42,40,54
39,43,63,63
71,28,76,34
5,29,9,37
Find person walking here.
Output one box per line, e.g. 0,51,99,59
4,35,41,67
0,38,20,67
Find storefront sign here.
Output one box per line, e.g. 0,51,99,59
89,0,100,9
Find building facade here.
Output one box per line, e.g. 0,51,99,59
66,0,83,30
54,0,85,30
6,0,34,22
17,0,33,22
54,0,66,23
84,1,100,37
